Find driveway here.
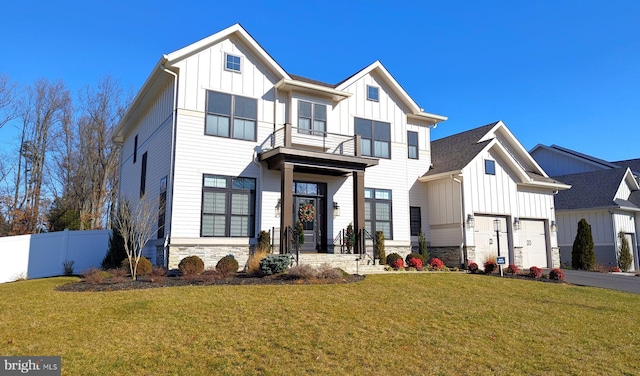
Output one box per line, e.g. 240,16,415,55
561,269,640,294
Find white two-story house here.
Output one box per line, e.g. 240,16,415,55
113,24,447,269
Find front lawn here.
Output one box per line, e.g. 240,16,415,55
1,274,639,375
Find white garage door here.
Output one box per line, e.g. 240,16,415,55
520,219,548,269
473,216,509,266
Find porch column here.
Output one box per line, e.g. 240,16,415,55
353,170,365,253
280,162,294,252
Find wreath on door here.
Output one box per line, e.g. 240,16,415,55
298,203,315,222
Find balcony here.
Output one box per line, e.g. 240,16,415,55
259,124,378,176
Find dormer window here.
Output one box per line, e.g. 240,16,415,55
367,85,379,101
225,53,241,72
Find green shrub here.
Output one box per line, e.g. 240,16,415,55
260,254,291,275
386,253,402,266
101,225,127,269
405,252,424,264
345,223,355,253
418,231,429,261
375,231,386,265
179,255,205,276
618,232,633,272
572,218,595,270
120,256,152,276
216,255,239,277
257,230,271,253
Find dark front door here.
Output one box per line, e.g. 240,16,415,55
295,196,320,252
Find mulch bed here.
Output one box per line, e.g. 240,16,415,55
56,273,366,292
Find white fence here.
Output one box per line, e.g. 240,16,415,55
0,229,111,284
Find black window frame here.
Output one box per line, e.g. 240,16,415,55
205,90,257,141
410,206,421,236
485,159,496,175
355,117,391,159
140,152,147,197
297,100,327,136
408,131,419,159
364,188,393,240
133,134,138,163
201,174,256,238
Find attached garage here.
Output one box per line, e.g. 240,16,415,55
520,219,548,268
472,216,509,266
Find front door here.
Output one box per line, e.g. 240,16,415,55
295,197,320,252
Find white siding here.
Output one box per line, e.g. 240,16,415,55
466,149,518,215
615,178,632,200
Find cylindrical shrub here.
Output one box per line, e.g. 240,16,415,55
216,255,239,277
179,255,205,276
260,254,291,275
386,253,402,267
549,268,565,281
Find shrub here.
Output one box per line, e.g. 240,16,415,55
405,252,424,264
101,219,128,269
257,230,271,252
345,223,355,253
82,268,111,285
375,231,386,265
151,266,167,277
572,218,595,270
483,261,498,274
418,231,429,261
107,268,128,283
179,255,205,276
62,260,75,276
618,232,633,272
316,264,343,279
391,258,404,269
430,257,445,270
549,268,565,281
468,261,479,273
260,254,291,275
529,266,543,279
505,264,519,275
120,256,152,276
216,255,239,277
407,257,423,271
248,248,268,276
288,264,316,279
386,253,402,267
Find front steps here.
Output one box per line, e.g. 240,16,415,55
295,253,387,274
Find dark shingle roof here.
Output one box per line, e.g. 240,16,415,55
552,168,635,210
425,122,498,176
613,158,640,174
288,73,336,88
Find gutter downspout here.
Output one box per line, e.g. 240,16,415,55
452,175,466,268
163,66,178,269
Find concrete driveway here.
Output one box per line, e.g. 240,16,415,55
561,269,640,294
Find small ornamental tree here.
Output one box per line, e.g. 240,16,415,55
572,218,595,270
374,231,386,265
345,223,355,253
618,232,633,272
418,231,429,261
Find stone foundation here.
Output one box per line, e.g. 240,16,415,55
429,246,464,268
168,245,251,271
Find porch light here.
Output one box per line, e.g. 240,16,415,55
550,220,557,232
513,217,521,230
493,218,501,233
466,214,475,228
275,199,281,218
333,202,340,217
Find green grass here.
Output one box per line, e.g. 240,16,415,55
1,274,640,375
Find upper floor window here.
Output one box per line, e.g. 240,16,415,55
206,91,257,141
355,117,391,159
202,175,256,237
367,85,379,101
485,160,496,175
408,131,418,159
225,53,241,72
298,101,326,136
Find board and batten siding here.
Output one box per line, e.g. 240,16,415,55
614,178,633,201
172,36,280,118
530,148,606,177
466,150,518,215
426,177,462,247
556,210,613,246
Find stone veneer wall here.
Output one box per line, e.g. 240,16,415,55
168,245,251,271
429,246,464,268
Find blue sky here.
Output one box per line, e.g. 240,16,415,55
2,0,639,161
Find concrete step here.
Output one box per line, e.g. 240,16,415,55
295,253,387,274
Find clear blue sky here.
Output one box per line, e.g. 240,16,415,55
2,0,639,161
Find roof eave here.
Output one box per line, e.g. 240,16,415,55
407,112,448,124
418,170,462,182
275,79,351,101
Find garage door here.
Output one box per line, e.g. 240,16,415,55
520,220,547,269
473,216,509,266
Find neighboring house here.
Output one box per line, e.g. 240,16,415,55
530,144,640,270
113,23,447,269
113,23,563,271
419,121,569,269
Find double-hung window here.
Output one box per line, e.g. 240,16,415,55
355,117,391,158
298,101,326,136
206,91,257,141
364,188,393,239
201,175,256,237
408,131,418,159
